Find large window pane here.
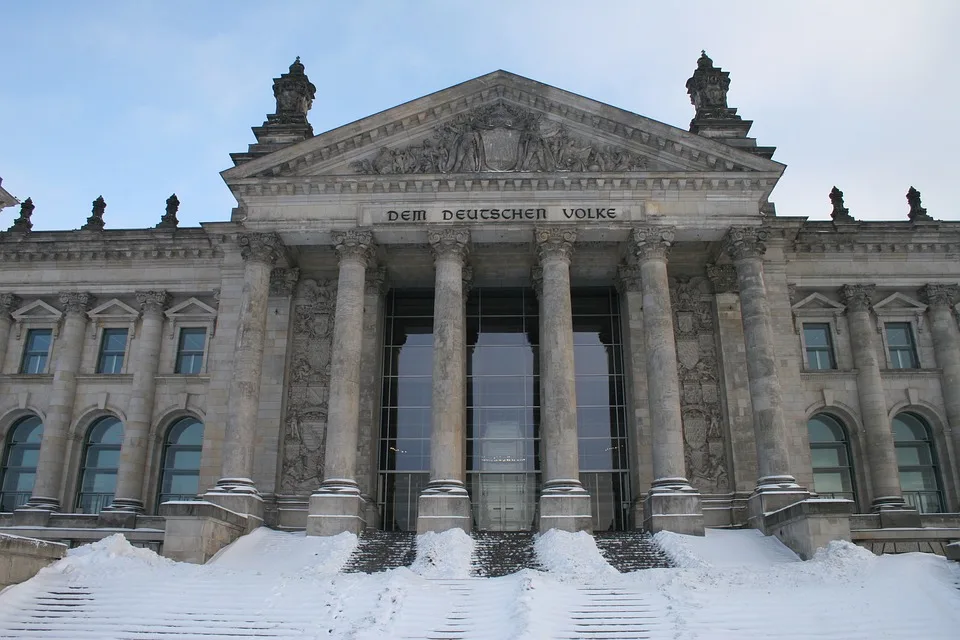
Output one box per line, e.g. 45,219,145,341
76,416,123,513
0,416,43,511
806,414,856,503
892,413,944,513
158,417,204,506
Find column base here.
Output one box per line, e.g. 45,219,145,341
643,483,705,536
538,480,592,533
103,498,144,513
307,479,367,536
203,477,264,524
747,481,809,532
21,496,60,512
416,481,473,534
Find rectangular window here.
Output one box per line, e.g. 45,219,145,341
803,323,836,370
175,328,206,374
97,328,128,374
885,322,919,369
20,329,52,374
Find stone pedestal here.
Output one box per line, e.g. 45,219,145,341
629,227,704,535
160,500,250,564
534,227,591,533
308,230,375,536
417,228,472,534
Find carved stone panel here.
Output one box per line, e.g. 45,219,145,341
671,275,729,493
279,278,337,494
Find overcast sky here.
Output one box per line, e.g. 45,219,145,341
1,1,956,230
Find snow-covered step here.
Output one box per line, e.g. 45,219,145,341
342,530,417,573
592,531,673,572
471,531,539,577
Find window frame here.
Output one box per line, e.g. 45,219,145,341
806,413,857,505
20,328,53,374
892,412,945,514
883,321,920,370
0,415,43,511
801,322,837,371
95,326,130,374
75,416,123,514
156,417,205,509
174,326,208,375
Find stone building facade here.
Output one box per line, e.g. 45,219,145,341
1,55,958,559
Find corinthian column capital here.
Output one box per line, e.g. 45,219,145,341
534,226,576,262
919,284,959,309
59,291,94,315
723,227,768,262
135,290,170,315
616,264,643,294
332,229,375,266
629,226,675,262
840,284,876,312
428,227,470,262
0,293,22,314
239,232,284,265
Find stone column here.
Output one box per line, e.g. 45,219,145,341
722,228,805,522
629,227,704,535
308,229,375,536
840,284,906,511
0,294,21,371
204,233,282,521
25,292,93,511
109,291,170,512
534,227,592,533
416,228,472,533
921,284,960,509
357,267,387,529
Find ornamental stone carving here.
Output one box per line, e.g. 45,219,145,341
919,284,959,309
0,293,22,313
270,267,301,297
351,102,656,175
59,291,94,315
629,226,675,262
530,265,543,298
239,232,284,265
280,277,338,494
616,264,642,294
8,198,34,233
534,226,576,262
829,187,854,222
462,265,474,296
722,227,768,262
81,196,106,232
686,51,738,122
428,228,470,262
906,187,933,222
840,284,876,312
269,57,316,127
365,267,387,296
332,229,375,265
670,275,728,492
156,194,179,229
706,264,738,294
135,290,170,315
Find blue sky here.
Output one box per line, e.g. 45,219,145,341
1,1,957,230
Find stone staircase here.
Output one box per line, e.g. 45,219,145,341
593,531,674,572
341,529,417,573
471,531,540,577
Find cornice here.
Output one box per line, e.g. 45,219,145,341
790,220,960,255
0,228,221,263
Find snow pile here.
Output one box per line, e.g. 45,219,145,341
655,527,800,568
209,527,356,576
534,529,617,579
54,533,172,575
411,529,474,578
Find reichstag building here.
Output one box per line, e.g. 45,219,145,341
1,54,958,559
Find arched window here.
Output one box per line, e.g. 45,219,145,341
807,413,857,504
158,417,204,507
0,416,43,511
893,413,944,513
76,416,123,514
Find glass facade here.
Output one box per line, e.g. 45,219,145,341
0,416,43,511
378,287,629,532
76,416,123,513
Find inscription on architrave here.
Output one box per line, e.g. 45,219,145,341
280,278,337,494
671,275,729,492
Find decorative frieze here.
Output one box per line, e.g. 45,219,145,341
270,267,301,297
628,226,675,262
239,232,284,265
722,227,768,262
534,226,576,262
839,284,876,312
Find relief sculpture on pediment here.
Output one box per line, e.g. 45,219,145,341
351,102,656,174
671,275,729,493
280,278,337,494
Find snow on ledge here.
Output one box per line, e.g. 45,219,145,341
411,529,474,578
534,529,617,580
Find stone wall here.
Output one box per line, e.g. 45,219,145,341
0,533,66,590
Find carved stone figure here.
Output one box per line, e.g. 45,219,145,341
351,102,654,175
670,275,729,492
829,187,854,222
280,278,338,494
686,51,738,121
81,196,106,232
8,197,34,233
267,57,317,128
156,193,179,229
906,186,933,222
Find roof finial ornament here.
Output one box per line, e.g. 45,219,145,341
686,50,738,123
269,57,316,126
906,186,933,222
82,195,106,231
8,197,35,232
157,193,180,229
829,186,854,222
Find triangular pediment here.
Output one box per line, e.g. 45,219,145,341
11,300,62,322
165,297,217,319
223,70,784,183
88,298,139,321
792,293,846,314
873,292,927,313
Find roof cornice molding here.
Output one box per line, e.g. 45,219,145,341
0,228,221,263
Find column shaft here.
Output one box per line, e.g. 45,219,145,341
841,284,904,509
535,227,591,533
26,292,92,510
0,294,21,370
308,229,374,536
723,229,796,488
111,291,169,511
417,228,471,533
206,233,282,519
